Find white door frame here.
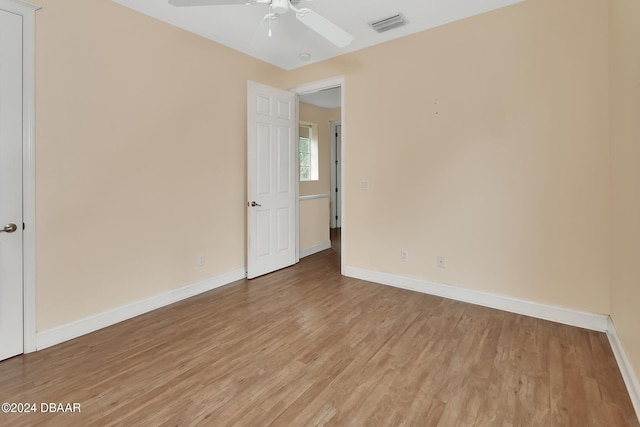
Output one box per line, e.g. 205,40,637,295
0,0,39,354
330,120,341,229
290,76,345,274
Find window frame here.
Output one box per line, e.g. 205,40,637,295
299,122,318,182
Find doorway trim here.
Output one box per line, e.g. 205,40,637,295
0,0,39,353
290,75,345,274
330,120,341,229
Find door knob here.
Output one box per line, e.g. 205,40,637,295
250,201,261,207
1,223,17,233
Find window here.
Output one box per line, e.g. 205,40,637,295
299,123,318,181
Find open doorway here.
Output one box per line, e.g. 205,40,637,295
292,77,344,272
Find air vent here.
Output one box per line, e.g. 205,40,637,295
369,14,407,33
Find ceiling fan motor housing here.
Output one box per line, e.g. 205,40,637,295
271,0,289,14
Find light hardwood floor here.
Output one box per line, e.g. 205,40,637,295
0,231,637,426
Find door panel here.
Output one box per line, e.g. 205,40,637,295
257,124,271,195
0,8,24,361
247,81,297,279
277,129,291,193
277,208,291,251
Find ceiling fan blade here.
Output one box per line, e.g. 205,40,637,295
169,0,248,7
294,8,354,48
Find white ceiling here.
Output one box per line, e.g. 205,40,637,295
112,0,524,70
299,86,340,109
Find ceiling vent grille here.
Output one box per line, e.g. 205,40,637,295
369,14,407,33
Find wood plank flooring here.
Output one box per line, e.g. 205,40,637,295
0,231,637,426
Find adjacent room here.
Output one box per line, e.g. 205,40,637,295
0,0,638,424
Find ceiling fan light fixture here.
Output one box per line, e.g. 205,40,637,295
271,0,288,14
169,0,354,50
264,5,278,37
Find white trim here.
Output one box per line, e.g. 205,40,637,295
36,268,246,351
0,0,39,12
290,75,345,275
607,318,640,422
339,84,345,275
344,266,609,332
22,0,38,355
299,194,329,201
330,120,341,229
290,76,344,95
300,241,331,258
294,93,300,264
0,0,40,354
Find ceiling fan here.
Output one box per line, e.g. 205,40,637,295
168,0,354,48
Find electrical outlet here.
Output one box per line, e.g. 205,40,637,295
197,255,205,267
401,250,409,262
437,256,446,269
360,180,369,191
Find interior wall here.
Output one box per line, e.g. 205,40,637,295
35,0,285,330
610,0,640,390
298,102,341,197
33,0,620,350
287,0,611,314
31,0,640,405
299,197,330,253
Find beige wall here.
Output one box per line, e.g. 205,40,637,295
298,102,341,197
288,0,611,314
30,0,640,405
35,0,285,329
299,197,330,253
33,0,639,390
610,0,640,389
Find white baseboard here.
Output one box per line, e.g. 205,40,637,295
343,266,609,332
300,241,331,258
607,318,640,422
36,267,247,351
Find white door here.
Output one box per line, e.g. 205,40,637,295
247,81,297,279
0,8,24,361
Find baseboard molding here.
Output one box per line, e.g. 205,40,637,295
607,318,640,422
300,241,331,258
344,266,609,332
36,267,247,351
